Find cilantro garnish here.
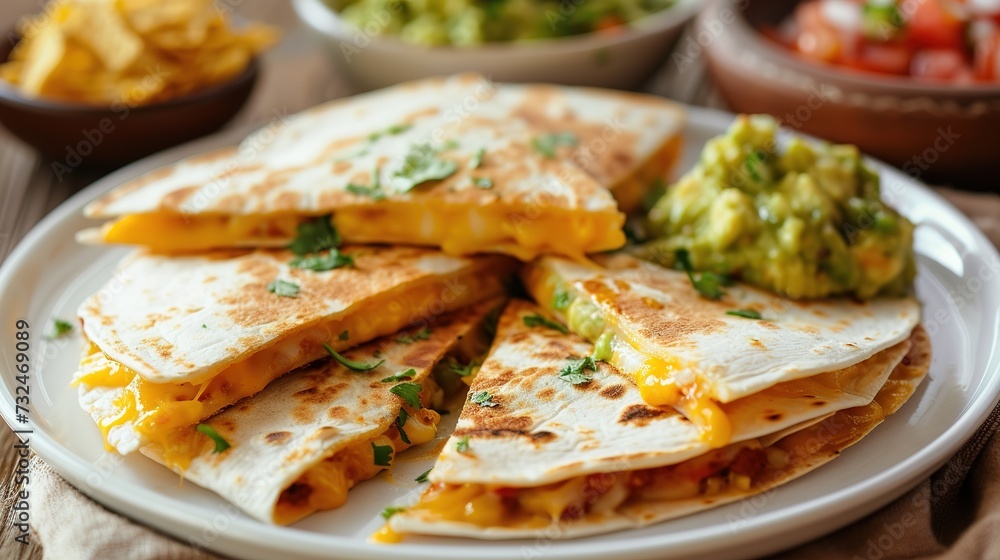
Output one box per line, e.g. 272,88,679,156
372,441,393,467
532,132,578,158
346,183,386,200
552,287,571,311
447,359,476,378
473,177,493,189
381,506,406,519
391,143,458,192
50,318,74,338
395,409,411,444
675,249,729,300
287,215,339,255
726,309,763,320
456,436,470,453
339,330,350,341
390,382,423,409
523,313,568,334
470,148,485,169
196,424,231,453
470,390,498,408
415,468,432,483
559,356,597,385
368,123,412,142
396,327,432,344
266,279,300,298
290,250,354,271
323,343,384,372
382,368,416,383
744,150,767,183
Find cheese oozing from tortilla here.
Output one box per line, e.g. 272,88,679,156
74,273,500,467
97,203,624,262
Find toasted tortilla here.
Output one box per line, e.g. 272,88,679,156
139,301,496,525
74,246,513,457
387,304,930,540
78,75,684,260
522,253,921,445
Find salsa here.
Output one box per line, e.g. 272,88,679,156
769,0,1000,82
639,115,915,300
325,0,676,46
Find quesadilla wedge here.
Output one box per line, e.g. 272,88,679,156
522,253,921,446
74,245,514,467
382,301,930,541
78,75,684,260
140,300,498,525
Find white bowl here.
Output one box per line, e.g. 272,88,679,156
292,0,703,91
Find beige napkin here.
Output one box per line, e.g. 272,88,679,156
25,190,1000,559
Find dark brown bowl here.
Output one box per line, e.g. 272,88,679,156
701,0,1000,191
0,38,258,169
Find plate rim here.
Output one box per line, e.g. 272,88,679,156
1,104,998,560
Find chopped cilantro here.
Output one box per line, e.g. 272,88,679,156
470,148,485,169
50,318,74,338
201,324,207,329
289,250,354,271
523,313,568,334
395,409,411,444
381,368,416,383
323,343,384,372
196,424,230,453
473,177,493,189
456,436,470,453
346,183,386,200
390,382,423,409
368,123,412,142
266,279,300,298
727,309,764,320
559,356,597,385
396,327,432,344
447,359,476,378
532,132,578,158
391,143,458,192
381,506,406,519
339,330,350,341
415,468,432,483
675,249,729,300
744,150,767,183
287,215,339,255
552,287,572,311
372,441,393,467
470,390,498,408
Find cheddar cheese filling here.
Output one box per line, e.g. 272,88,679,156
399,440,778,530
523,268,732,447
98,202,625,261
274,383,443,526
74,271,505,468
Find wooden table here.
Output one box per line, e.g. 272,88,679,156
1,2,998,558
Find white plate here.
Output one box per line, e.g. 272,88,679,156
1,107,998,560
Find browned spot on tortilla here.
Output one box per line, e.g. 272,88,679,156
758,321,778,330
812,400,827,407
845,342,859,349
750,338,767,351
600,384,626,400
332,161,352,174
264,431,291,444
812,309,828,317
532,431,556,443
767,413,782,421
274,192,303,211
327,406,349,419
619,404,669,426
160,186,199,210
537,387,556,401
614,280,631,291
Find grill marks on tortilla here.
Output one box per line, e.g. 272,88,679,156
618,404,670,426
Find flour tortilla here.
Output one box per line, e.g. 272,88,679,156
139,301,495,524
523,253,921,404
389,307,930,540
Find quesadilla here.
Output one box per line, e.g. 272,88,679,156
140,300,498,525
383,301,930,541
74,245,514,467
78,74,684,260
521,253,921,446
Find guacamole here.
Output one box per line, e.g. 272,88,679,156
640,115,915,299
326,0,676,46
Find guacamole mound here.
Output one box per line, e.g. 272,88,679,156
640,115,915,299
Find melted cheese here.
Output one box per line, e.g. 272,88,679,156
273,406,441,525
76,272,502,468
98,203,624,261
